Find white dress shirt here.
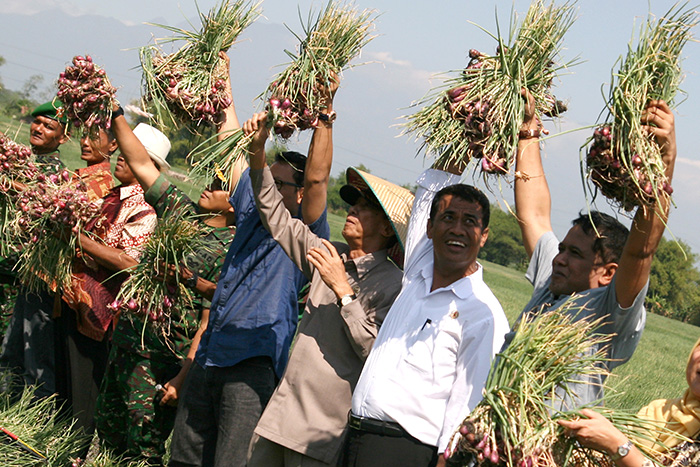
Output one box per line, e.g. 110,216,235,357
351,169,509,452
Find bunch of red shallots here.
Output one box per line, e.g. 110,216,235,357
583,5,695,211
0,134,39,256
140,0,260,129
445,304,658,467
16,174,101,293
403,0,575,180
262,1,376,139
115,208,206,341
57,55,117,139
186,0,376,189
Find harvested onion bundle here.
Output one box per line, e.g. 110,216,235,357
187,0,376,188
445,303,661,467
16,174,100,293
583,5,696,211
0,135,39,256
115,210,208,341
56,55,117,139
403,0,575,178
140,0,261,129
263,1,376,137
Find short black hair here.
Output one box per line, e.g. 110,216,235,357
571,211,629,264
429,184,490,228
275,151,307,186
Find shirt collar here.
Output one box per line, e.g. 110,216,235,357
77,160,111,176
341,249,390,280
419,260,484,299
118,183,144,201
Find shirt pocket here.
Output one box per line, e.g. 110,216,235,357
402,316,461,384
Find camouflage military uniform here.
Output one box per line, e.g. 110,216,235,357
95,175,234,464
0,150,67,398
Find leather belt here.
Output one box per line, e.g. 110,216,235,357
348,412,407,438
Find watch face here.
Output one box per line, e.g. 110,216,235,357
618,442,631,458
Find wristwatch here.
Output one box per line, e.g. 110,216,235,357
185,273,199,290
112,105,124,119
610,440,633,461
318,110,337,123
337,293,356,307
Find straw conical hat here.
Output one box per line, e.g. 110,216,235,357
339,167,415,265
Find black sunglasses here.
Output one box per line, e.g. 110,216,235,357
274,179,303,190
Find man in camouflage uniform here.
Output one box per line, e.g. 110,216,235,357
0,99,70,399
95,97,241,464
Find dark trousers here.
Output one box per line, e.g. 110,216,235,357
341,425,438,467
0,288,56,399
169,357,277,467
54,303,111,439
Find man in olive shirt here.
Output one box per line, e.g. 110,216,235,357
244,108,414,466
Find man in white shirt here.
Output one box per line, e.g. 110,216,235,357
344,166,509,467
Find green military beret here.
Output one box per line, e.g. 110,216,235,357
31,98,68,124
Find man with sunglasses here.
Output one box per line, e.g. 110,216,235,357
168,72,331,467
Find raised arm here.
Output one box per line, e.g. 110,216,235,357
111,113,160,192
215,51,241,141
615,100,676,308
514,90,552,257
244,112,323,278
302,75,339,224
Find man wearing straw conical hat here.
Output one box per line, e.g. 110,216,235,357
243,105,413,466
346,162,509,466
508,95,677,410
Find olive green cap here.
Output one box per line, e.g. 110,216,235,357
31,98,68,124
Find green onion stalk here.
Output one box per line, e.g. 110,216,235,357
140,0,261,131
56,55,118,140
15,174,100,294
583,4,697,212
445,300,679,467
0,134,38,257
403,0,577,181
188,0,377,189
0,377,89,466
115,208,209,349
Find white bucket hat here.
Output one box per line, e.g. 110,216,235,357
132,123,171,170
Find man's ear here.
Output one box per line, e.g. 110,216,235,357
296,186,304,204
380,219,394,239
426,218,433,240
598,262,617,287
108,138,119,155
479,226,490,247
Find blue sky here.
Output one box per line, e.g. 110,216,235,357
2,0,699,253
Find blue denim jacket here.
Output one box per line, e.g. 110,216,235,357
195,169,330,378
